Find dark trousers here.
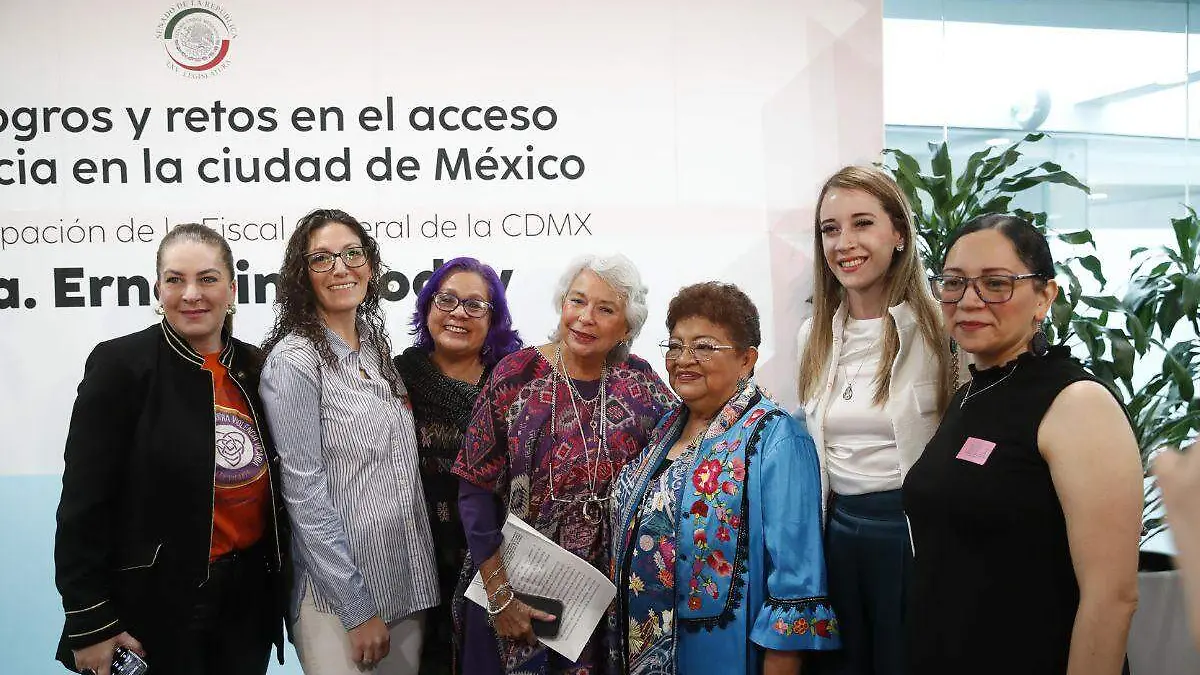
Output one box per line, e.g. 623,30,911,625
135,544,275,675
821,489,911,675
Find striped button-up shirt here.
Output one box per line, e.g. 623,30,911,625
260,327,438,628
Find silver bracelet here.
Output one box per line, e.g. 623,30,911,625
486,587,515,616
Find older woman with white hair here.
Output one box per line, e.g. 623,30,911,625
452,253,676,675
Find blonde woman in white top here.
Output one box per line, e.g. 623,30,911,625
797,165,960,675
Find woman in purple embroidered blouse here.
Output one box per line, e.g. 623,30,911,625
451,253,676,675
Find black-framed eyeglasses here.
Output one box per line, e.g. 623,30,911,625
432,291,493,318
930,273,1046,304
306,246,369,273
660,340,737,362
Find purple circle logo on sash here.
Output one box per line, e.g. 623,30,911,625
214,406,266,487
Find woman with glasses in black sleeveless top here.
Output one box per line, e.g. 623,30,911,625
904,214,1142,675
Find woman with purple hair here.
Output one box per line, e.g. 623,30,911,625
393,257,523,675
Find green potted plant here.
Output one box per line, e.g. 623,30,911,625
1064,210,1200,543
884,132,1089,273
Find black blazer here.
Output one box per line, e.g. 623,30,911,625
54,321,289,668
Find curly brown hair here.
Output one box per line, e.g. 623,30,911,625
262,208,402,397
666,282,761,349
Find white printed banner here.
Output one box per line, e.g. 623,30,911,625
0,0,883,475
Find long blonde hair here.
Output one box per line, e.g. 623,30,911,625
798,165,954,411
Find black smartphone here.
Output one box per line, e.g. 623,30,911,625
513,591,564,638
111,646,149,675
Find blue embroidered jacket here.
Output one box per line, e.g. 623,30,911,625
612,387,840,673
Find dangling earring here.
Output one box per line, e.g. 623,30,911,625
481,345,492,356
226,304,237,316
736,374,750,391
154,303,166,316
1029,319,1050,357
895,243,905,252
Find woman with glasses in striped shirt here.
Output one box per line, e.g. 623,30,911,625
260,209,438,675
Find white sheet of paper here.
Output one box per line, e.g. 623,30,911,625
465,513,618,662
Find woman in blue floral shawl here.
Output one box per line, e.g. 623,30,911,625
611,282,840,675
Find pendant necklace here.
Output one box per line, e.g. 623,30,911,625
841,318,881,401
549,343,611,524
960,362,1019,409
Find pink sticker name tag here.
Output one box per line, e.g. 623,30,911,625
956,437,997,465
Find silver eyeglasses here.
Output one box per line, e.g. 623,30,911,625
660,340,737,362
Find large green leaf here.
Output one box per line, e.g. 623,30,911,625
1058,231,1096,246
1027,211,1050,230
977,145,1025,185
1182,273,1200,323
885,149,929,200
1072,318,1104,358
1158,286,1185,338
885,148,921,178
1163,347,1196,402
1105,329,1136,384
1060,263,1083,308
1081,295,1123,312
1160,245,1188,270
1051,291,1074,344
923,144,951,204
1125,313,1150,354
930,141,952,178
1077,255,1106,286
1172,209,1199,271
977,195,1013,215
1122,276,1159,313
1090,359,1117,391
1162,412,1200,447
998,170,1090,194
954,147,992,195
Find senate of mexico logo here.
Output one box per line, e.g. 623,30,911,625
155,1,237,78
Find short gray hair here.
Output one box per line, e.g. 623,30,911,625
549,253,649,364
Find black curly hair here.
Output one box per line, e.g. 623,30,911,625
262,208,402,397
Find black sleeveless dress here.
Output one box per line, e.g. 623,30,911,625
902,346,1127,674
